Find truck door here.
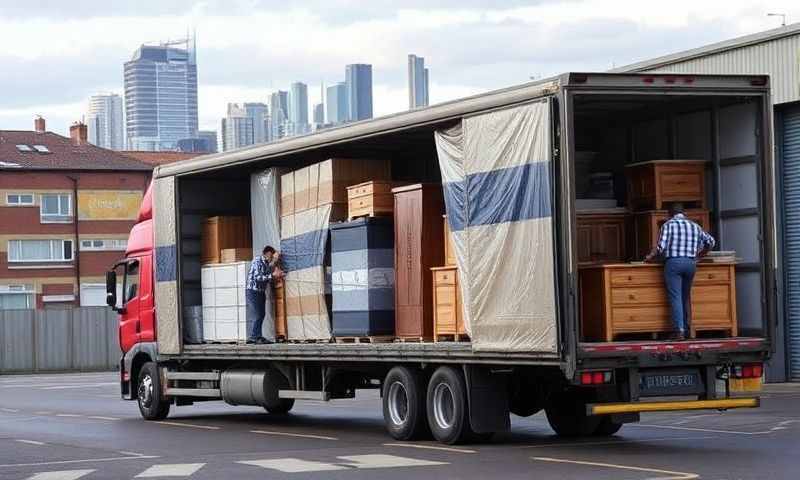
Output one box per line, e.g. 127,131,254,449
118,259,142,352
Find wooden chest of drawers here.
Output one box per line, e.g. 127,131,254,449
633,209,712,259
576,211,629,265
443,215,456,266
626,160,707,210
580,263,737,341
431,266,467,341
347,181,395,220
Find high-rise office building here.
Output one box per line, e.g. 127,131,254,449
198,130,218,153
289,82,309,135
86,93,124,150
244,102,269,144
220,104,254,152
269,90,289,140
408,54,429,109
326,82,348,125
124,38,198,151
313,103,324,125
345,64,373,121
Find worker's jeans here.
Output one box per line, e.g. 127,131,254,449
246,289,266,340
664,257,697,335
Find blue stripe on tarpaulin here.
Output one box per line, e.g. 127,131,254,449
155,244,177,282
446,161,551,232
332,310,396,337
330,217,394,253
280,228,330,272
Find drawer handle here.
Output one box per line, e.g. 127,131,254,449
628,294,635,300
707,274,715,279
627,276,633,281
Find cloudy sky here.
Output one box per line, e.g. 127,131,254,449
1,0,798,137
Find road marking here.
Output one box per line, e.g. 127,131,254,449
16,439,46,446
630,423,784,435
87,416,120,421
42,383,117,390
339,454,448,468
0,407,20,413
135,463,205,478
25,469,96,480
55,414,82,418
384,442,476,454
0,455,160,468
239,458,349,473
34,411,54,415
119,451,148,457
153,421,220,430
250,429,338,440
516,435,716,449
533,456,698,480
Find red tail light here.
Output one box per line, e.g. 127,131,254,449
581,372,593,385
579,370,613,385
732,363,763,378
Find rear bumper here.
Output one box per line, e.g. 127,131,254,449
587,397,760,415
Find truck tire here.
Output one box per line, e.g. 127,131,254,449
426,366,471,444
545,396,600,437
592,416,623,436
382,366,428,440
137,362,170,420
262,369,295,414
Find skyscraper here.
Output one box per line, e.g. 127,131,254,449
326,82,348,125
86,93,124,150
345,64,373,121
313,103,324,125
244,102,269,144
408,54,429,109
289,82,309,135
198,130,218,153
123,38,198,151
220,103,254,152
269,90,289,140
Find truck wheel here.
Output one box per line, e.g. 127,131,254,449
137,362,170,420
382,366,428,440
426,366,471,444
592,416,623,436
262,369,295,414
545,397,600,437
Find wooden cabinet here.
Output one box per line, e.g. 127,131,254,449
393,184,445,340
626,160,707,210
576,211,628,264
443,215,456,266
346,181,395,220
432,266,467,341
580,263,737,341
633,209,712,259
201,216,251,265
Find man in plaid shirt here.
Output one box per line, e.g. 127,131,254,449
246,245,283,344
646,203,716,340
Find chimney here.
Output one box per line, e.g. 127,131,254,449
34,116,46,133
69,121,88,146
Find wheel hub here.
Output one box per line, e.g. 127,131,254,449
387,381,409,426
432,382,455,430
139,374,154,408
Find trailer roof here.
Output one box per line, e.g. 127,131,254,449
156,72,769,178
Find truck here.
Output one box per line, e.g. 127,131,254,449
107,72,775,444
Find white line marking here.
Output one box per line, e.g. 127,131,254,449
16,439,46,446
516,435,717,449
55,414,82,418
42,383,117,390
238,458,348,473
153,421,220,430
630,423,778,435
533,456,698,480
0,407,20,413
339,454,448,469
0,455,159,468
87,416,120,421
34,411,53,415
25,469,96,480
119,451,147,457
250,429,338,440
135,463,205,478
384,442,476,454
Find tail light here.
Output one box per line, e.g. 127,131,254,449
731,363,763,379
579,370,613,385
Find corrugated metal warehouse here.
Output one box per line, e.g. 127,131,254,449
614,23,800,382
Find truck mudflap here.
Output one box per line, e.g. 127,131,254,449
586,397,760,416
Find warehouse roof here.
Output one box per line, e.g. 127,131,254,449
612,22,800,73
0,130,152,171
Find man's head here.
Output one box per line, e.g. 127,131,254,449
262,245,276,259
669,202,685,217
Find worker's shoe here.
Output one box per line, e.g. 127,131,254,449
666,332,686,341
254,337,273,345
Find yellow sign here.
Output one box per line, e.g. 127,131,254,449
77,190,143,220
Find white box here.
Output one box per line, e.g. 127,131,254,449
214,264,239,288
238,320,248,341
201,267,215,289
214,306,241,322
201,288,215,307
215,321,239,341
214,287,240,307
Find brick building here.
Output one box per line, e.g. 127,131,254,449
0,118,152,309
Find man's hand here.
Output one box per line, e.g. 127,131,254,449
272,267,284,280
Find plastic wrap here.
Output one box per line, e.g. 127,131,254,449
435,101,557,352
251,168,285,341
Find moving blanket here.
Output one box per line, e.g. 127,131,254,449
434,101,557,353
251,168,284,341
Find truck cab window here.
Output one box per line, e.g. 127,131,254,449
124,260,140,304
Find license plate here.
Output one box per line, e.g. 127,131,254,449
639,369,704,396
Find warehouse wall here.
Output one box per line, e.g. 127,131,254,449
0,307,119,373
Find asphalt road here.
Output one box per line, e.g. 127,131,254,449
0,372,798,480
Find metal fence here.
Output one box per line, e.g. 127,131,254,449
0,307,120,374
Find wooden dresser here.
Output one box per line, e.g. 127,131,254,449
626,160,707,210
580,262,737,341
431,266,467,341
633,209,712,259
346,181,395,220
576,210,629,265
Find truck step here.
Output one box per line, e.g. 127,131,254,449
166,387,221,398
278,390,331,401
166,371,221,381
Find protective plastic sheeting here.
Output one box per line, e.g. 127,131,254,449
435,100,557,352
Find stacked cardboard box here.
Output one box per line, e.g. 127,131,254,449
201,261,248,342
201,216,252,265
280,159,390,341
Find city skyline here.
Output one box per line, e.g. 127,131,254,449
86,93,124,150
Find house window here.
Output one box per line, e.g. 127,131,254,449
0,284,34,310
80,239,127,251
40,193,71,223
8,239,73,262
6,193,34,206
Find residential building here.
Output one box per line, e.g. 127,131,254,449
346,64,373,121
124,39,198,151
326,82,348,124
269,91,289,140
86,94,124,150
289,82,309,135
198,130,218,153
408,54,430,109
0,118,152,309
221,104,254,152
